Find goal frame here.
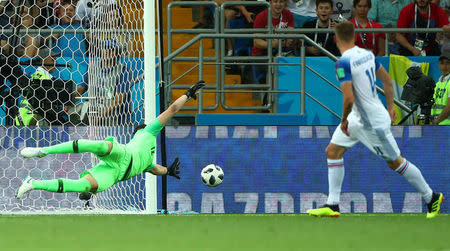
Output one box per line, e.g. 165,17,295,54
0,0,158,215
144,0,157,214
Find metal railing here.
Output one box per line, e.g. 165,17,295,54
166,1,446,117
167,1,221,112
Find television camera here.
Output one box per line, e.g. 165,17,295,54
399,66,435,125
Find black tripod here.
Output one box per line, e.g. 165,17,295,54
397,103,432,125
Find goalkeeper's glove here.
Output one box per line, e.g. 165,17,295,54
185,80,205,100
167,158,180,179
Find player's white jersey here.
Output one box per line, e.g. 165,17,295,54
335,46,390,129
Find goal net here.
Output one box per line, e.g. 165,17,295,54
0,0,156,213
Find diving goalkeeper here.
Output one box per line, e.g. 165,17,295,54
16,81,205,199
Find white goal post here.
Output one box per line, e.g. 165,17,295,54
0,0,158,214
144,0,157,215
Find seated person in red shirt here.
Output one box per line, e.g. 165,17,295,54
252,0,295,84
350,0,386,56
396,0,449,56
303,0,340,56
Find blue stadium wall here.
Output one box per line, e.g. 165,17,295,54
156,125,449,213
276,56,442,116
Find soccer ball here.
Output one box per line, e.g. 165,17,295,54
201,164,224,187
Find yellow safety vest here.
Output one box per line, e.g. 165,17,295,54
15,98,35,126
30,69,52,81
431,77,450,125
15,69,52,126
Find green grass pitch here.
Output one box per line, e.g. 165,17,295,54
0,214,448,251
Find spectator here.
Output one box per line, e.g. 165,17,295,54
368,0,410,28
240,0,268,25
350,0,386,56
31,0,57,28
49,1,87,59
253,0,295,56
0,0,14,31
1,2,40,57
0,0,10,53
303,0,340,56
286,0,317,28
368,0,410,54
253,0,295,70
1,0,56,28
228,3,257,56
83,39,133,126
219,1,244,56
193,0,255,56
331,0,354,21
194,0,258,29
0,0,28,27
430,43,450,124
253,0,294,107
193,3,214,29
396,0,449,56
0,1,40,125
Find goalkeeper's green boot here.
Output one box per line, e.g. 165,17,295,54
307,204,340,218
426,193,444,219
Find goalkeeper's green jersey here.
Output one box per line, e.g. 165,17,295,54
125,119,164,178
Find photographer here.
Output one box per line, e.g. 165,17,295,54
430,45,450,125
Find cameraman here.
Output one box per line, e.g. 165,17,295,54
431,45,450,125
15,48,70,126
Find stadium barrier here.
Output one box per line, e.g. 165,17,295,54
166,1,444,117
2,125,448,213
160,125,448,213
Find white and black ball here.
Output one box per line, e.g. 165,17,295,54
201,164,224,187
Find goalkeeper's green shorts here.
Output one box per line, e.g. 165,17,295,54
80,137,132,193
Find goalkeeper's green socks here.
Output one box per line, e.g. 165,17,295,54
32,178,91,193
42,139,110,156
